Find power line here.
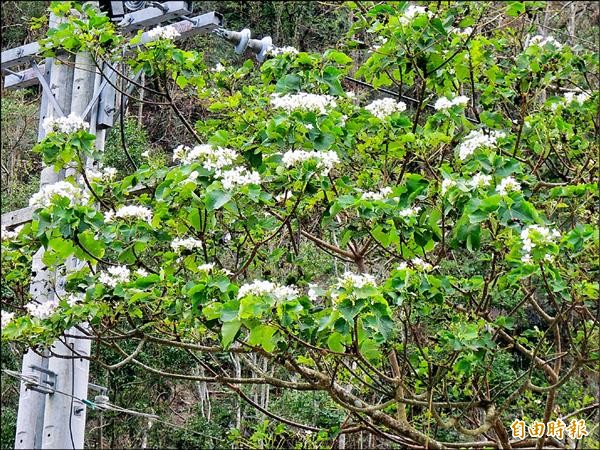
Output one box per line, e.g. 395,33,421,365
3,369,225,443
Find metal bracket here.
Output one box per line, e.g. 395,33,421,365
26,365,57,395
31,61,65,118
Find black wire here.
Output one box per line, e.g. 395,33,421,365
69,345,76,449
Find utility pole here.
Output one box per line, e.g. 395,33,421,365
13,11,73,448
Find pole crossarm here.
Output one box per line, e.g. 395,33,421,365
1,11,223,78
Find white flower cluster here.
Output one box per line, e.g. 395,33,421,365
147,25,180,40
365,98,407,120
171,237,203,253
526,35,562,49
281,150,340,176
25,298,60,320
136,268,148,277
336,272,377,289
1,226,21,241
98,265,131,288
42,113,89,134
398,206,421,218
370,36,388,52
237,280,299,301
213,63,226,72
399,5,433,25
270,92,337,115
398,257,433,272
29,181,89,209
1,311,15,328
198,263,215,272
550,91,590,111
174,144,238,173
520,225,560,264
275,190,294,203
219,167,262,190
441,178,457,195
434,95,470,111
457,129,505,160
495,176,522,196
468,173,492,189
450,27,473,37
267,46,299,56
105,205,153,223
361,187,393,201
64,293,83,307
87,166,117,182
441,178,456,195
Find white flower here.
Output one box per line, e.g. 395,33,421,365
495,176,521,196
213,63,226,72
141,150,150,158
399,5,432,25
114,205,153,223
307,284,320,301
266,46,299,56
171,237,203,253
365,98,407,120
1,226,20,241
65,294,83,307
411,257,433,271
361,186,393,201
270,92,337,115
305,124,314,130
450,27,473,36
275,191,293,203
198,263,215,272
147,25,180,40
237,280,299,301
98,265,131,288
563,91,589,106
136,268,149,277
521,254,533,264
219,167,261,190
398,206,421,218
336,272,377,289
526,35,562,49
441,178,457,195
29,181,89,209
468,173,492,189
520,225,560,252
175,144,238,173
87,166,117,182
398,257,434,272
1,311,15,328
25,298,60,319
434,95,470,110
42,113,89,134
173,144,191,163
457,129,505,160
281,150,340,176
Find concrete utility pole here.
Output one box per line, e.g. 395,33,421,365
14,11,74,447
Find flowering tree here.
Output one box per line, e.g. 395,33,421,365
1,1,598,448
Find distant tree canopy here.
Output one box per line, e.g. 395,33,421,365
1,1,598,449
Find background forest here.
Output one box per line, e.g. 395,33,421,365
1,1,599,449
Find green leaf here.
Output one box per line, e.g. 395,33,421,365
248,324,277,352
221,320,241,348
327,332,346,352
205,189,231,211
276,74,301,93
506,2,526,16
